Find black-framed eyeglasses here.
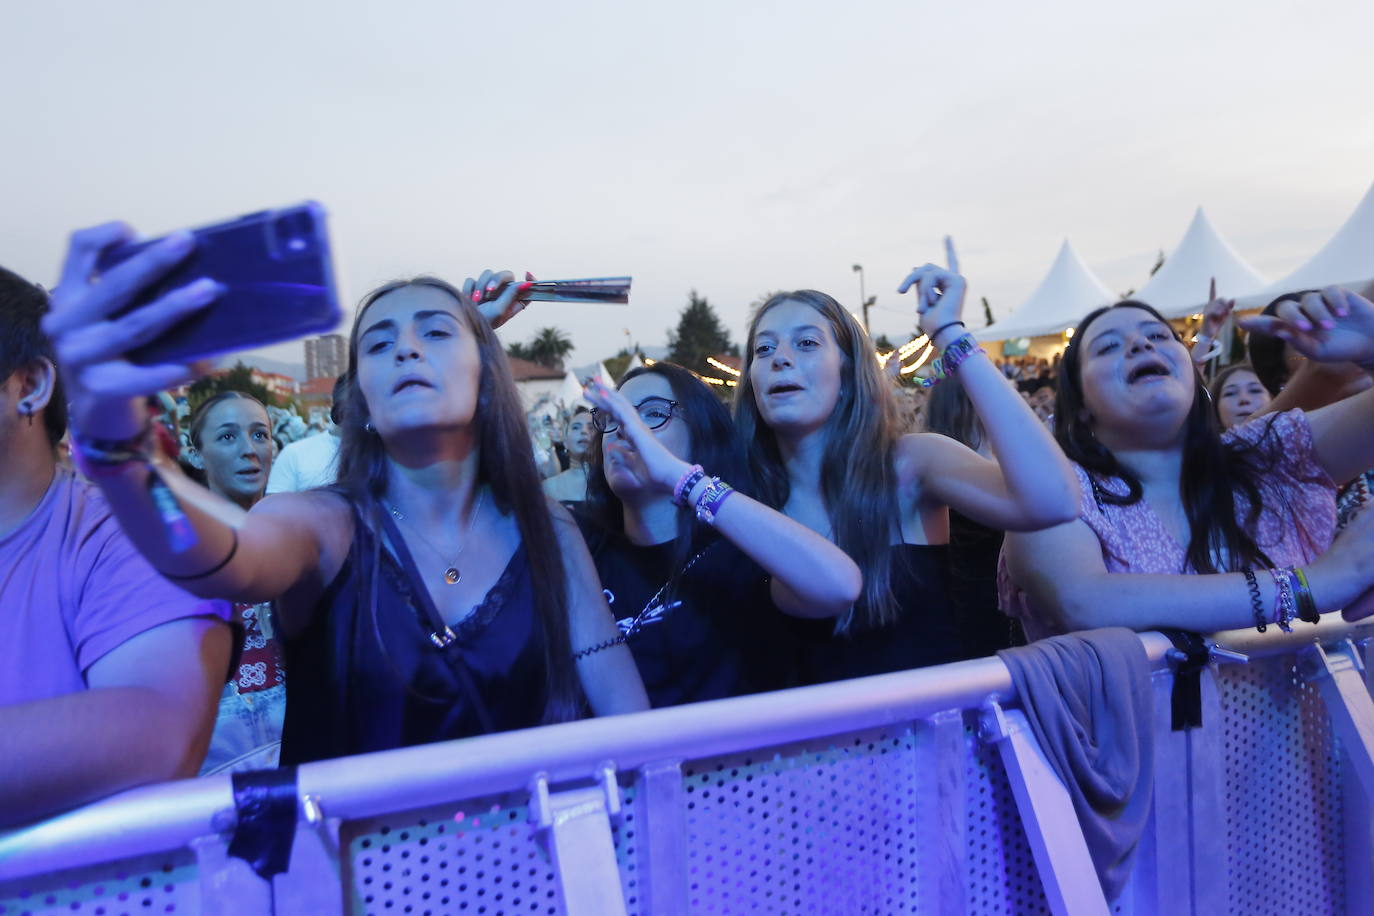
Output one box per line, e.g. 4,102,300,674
591,397,682,434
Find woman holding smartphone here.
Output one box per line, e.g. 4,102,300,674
45,224,647,764
734,257,1079,682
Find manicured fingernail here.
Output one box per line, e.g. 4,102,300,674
516,282,534,295
486,281,498,292
188,278,221,302
1322,320,1335,330
164,231,194,254
471,290,482,303
525,271,536,281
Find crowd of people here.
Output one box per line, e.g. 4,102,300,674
3,220,1374,829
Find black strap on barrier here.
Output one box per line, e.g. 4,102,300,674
1161,629,1209,731
227,767,300,879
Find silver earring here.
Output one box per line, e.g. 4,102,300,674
20,402,33,426
363,420,374,433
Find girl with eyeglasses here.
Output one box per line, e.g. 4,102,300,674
578,362,862,706
735,260,1079,683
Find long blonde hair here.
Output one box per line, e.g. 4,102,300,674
735,290,901,630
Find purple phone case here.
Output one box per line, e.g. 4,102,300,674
96,202,343,366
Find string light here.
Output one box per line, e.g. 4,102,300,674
706,356,741,377
899,344,935,375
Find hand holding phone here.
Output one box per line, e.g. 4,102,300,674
45,204,342,440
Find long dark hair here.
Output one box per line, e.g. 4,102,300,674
582,362,750,604
735,290,900,630
1056,300,1278,573
1248,291,1316,396
333,277,582,723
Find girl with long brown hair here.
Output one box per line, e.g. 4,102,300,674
735,260,1079,681
1001,290,1374,639
45,226,647,763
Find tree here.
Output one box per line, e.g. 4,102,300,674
526,327,574,371
187,361,279,410
667,291,737,376
506,327,574,370
874,334,896,351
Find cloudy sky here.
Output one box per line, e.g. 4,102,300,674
5,0,1372,368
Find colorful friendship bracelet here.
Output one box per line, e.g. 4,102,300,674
913,333,986,390
693,477,735,525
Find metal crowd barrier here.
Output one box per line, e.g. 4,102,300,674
2,618,1372,915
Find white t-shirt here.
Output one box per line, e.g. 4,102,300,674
266,431,341,494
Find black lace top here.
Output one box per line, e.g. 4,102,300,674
279,498,548,765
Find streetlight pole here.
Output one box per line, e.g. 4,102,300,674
852,264,870,332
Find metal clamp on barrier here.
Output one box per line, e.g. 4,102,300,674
1163,630,1249,730
529,763,629,916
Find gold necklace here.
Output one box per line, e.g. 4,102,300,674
387,487,486,586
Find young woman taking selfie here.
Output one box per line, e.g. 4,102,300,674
45,225,647,763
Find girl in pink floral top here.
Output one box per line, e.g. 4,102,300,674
1002,289,1374,640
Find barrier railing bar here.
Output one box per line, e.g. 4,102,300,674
981,701,1111,916
2,619,1367,885
912,710,967,914
1300,639,1374,800
530,766,629,916
636,760,689,916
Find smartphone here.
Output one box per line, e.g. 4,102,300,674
95,202,342,366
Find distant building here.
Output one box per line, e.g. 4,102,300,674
297,376,339,426
507,356,566,412
249,369,299,402
305,334,347,380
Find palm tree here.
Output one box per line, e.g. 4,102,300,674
525,327,575,371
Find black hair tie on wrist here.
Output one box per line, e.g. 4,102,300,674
931,321,966,342
160,529,239,581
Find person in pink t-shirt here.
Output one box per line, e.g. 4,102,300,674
1001,292,1374,640
0,266,231,828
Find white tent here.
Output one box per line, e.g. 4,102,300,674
981,240,1116,342
1240,181,1374,308
625,352,645,372
1135,208,1270,318
557,369,587,409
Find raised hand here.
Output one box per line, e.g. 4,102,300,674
463,269,531,329
898,237,968,345
1238,286,1374,368
42,223,224,439
1198,277,1236,340
581,377,691,494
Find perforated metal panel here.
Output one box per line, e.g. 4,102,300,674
961,721,1052,915
680,725,929,914
1219,653,1346,915
0,849,198,916
340,779,643,916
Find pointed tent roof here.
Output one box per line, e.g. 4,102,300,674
625,353,645,372
557,369,586,409
1241,181,1374,307
982,240,1116,342
1135,208,1270,318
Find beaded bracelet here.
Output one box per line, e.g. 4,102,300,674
1290,567,1320,624
673,464,706,507
1243,568,1266,633
1268,567,1296,633
694,477,735,525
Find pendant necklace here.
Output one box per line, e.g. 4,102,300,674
387,487,486,586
